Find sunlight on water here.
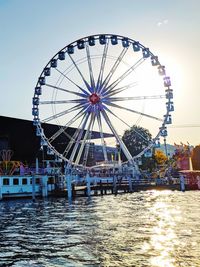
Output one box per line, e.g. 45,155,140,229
0,191,200,266
142,191,182,267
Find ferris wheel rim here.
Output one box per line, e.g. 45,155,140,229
32,33,173,168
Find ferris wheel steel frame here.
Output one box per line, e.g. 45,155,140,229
32,34,174,169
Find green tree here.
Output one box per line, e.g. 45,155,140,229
122,125,152,160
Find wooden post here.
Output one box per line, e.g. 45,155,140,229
0,177,2,200
42,175,48,197
180,174,185,192
32,174,36,201
86,172,91,197
36,158,39,174
128,175,133,192
100,180,103,195
113,175,117,195
66,174,72,200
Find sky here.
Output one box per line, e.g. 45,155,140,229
1,0,200,146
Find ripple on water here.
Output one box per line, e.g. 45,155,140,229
0,191,200,266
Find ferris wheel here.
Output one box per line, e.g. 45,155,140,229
32,34,174,168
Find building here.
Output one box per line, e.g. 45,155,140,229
0,116,113,166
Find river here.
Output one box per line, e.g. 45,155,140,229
0,190,200,267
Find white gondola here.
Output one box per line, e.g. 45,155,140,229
164,114,172,124
32,97,39,106
77,39,85,49
99,35,106,45
144,149,152,157
154,140,160,148
47,147,54,155
58,51,65,60
132,41,140,51
32,107,39,116
164,76,171,87
39,77,45,85
51,59,57,68
67,45,74,54
165,89,173,99
111,35,118,45
35,86,42,95
88,36,95,46
166,101,174,112
122,37,129,48
160,127,168,137
151,55,159,66
142,48,150,58
158,65,166,76
44,67,50,76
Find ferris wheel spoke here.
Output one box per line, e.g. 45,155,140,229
40,99,87,105
63,111,89,158
105,101,163,122
104,82,138,98
86,44,95,92
104,105,150,142
102,57,145,97
101,109,133,162
106,95,166,102
96,41,109,93
67,112,91,164
82,115,96,166
49,105,89,143
55,69,90,96
97,111,108,162
68,53,92,94
99,47,128,95
75,112,96,165
45,83,87,98
42,103,85,123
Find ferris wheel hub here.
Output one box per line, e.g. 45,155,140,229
89,93,100,105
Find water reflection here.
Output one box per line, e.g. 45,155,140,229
142,191,181,267
0,191,200,266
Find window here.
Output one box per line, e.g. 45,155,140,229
13,178,19,185
30,178,40,184
3,178,10,185
22,178,27,185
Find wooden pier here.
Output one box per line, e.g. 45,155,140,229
50,179,183,199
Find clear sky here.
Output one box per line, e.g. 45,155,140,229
1,0,200,146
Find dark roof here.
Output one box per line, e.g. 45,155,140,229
0,116,113,164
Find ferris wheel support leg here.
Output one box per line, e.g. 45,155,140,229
86,172,91,197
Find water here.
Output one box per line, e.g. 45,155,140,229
0,191,200,267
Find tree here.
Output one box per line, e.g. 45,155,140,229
122,125,152,159
191,145,200,170
154,149,168,165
